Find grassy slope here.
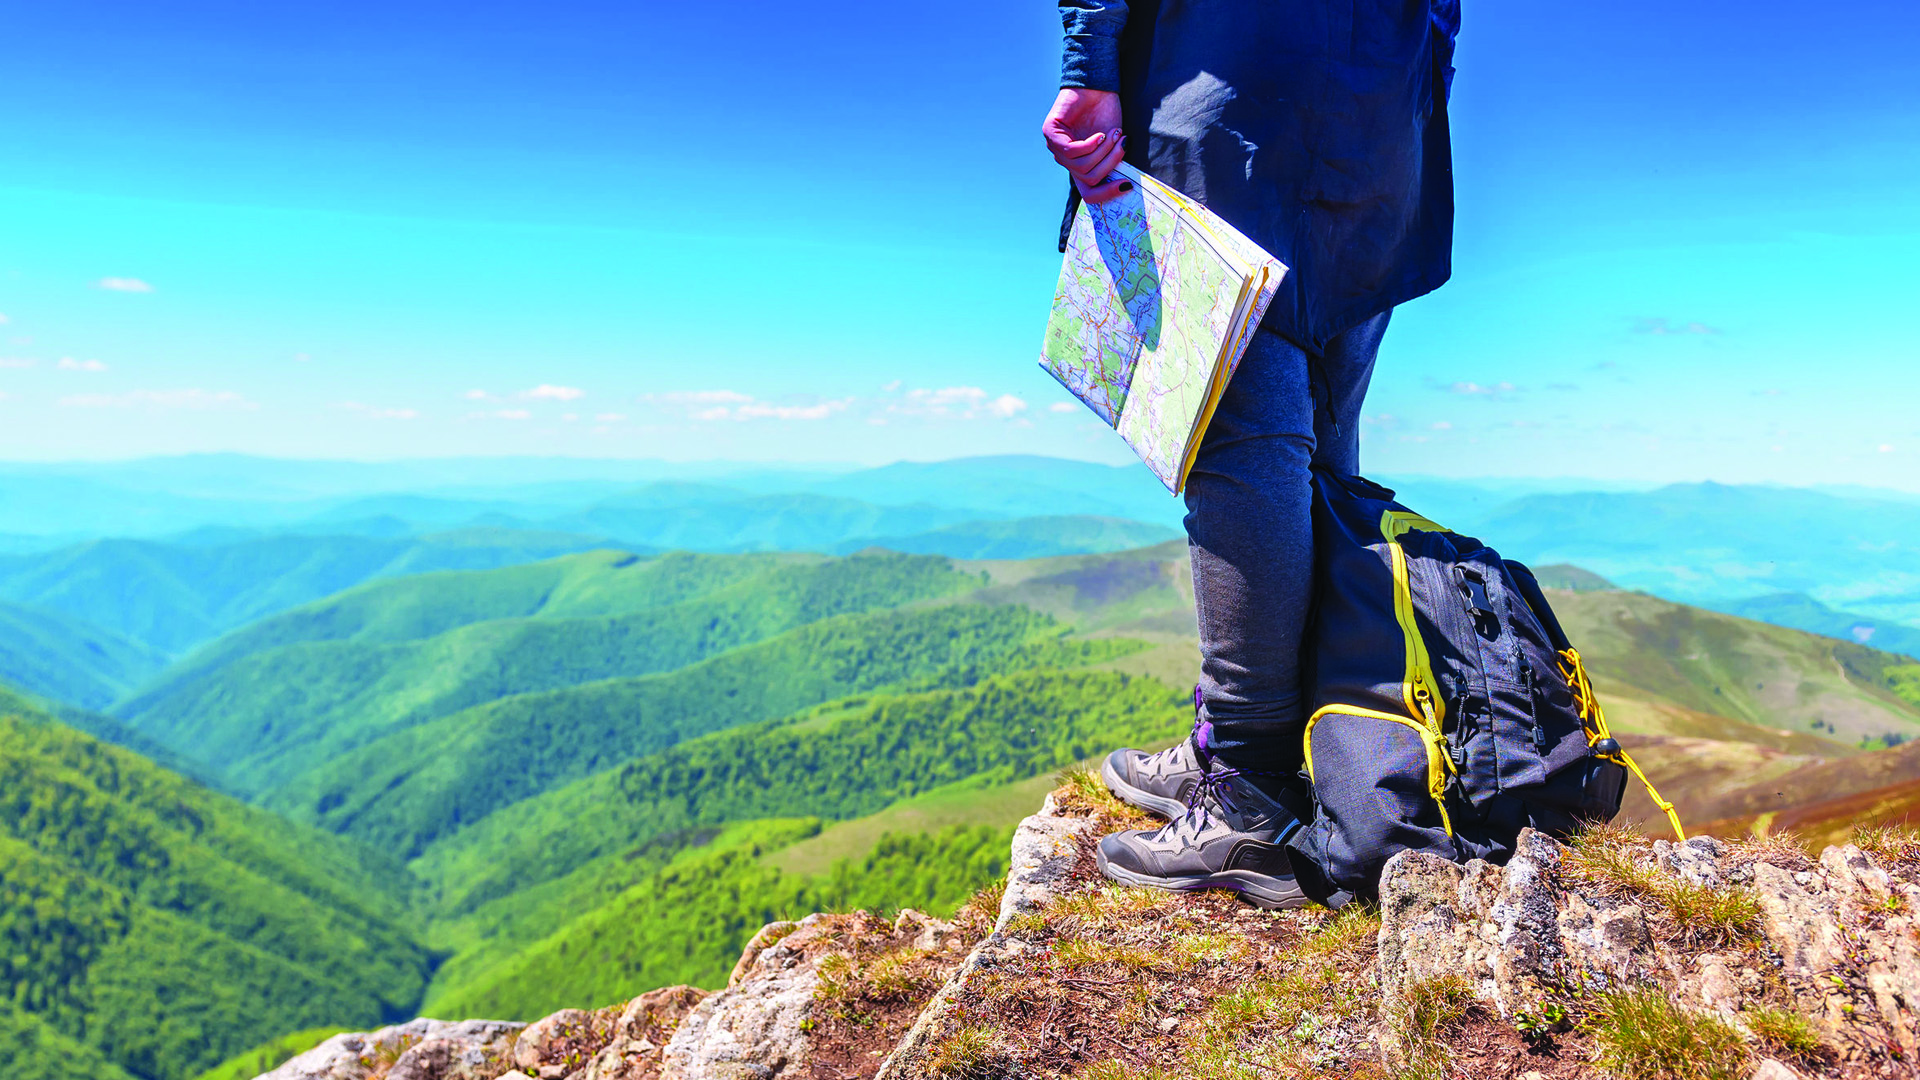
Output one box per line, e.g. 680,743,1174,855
0,600,169,710
1550,586,1920,748
120,551,977,796
0,687,427,1080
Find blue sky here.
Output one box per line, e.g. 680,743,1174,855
2,0,1917,489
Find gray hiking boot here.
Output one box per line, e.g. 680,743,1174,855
1096,767,1309,910
1101,737,1206,819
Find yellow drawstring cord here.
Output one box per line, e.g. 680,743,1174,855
1560,648,1686,840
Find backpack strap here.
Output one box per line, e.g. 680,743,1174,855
1506,562,1687,841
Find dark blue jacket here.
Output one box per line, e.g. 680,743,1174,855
1060,0,1460,351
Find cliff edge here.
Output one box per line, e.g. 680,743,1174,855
260,774,1920,1080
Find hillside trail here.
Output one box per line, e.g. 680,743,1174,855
259,775,1920,1080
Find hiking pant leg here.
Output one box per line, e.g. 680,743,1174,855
1185,312,1391,775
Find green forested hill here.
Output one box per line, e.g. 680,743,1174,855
0,600,168,710
272,605,1136,855
0,529,613,655
414,668,1188,1018
0,687,427,1080
118,551,979,796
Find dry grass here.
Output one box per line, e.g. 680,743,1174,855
1053,767,1156,830
1585,987,1748,1080
1725,826,1814,867
1852,821,1920,863
925,1024,1006,1079
1566,826,1761,946
1388,975,1474,1080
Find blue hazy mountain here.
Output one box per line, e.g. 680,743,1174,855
0,600,169,708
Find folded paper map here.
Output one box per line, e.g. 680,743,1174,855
1039,162,1287,494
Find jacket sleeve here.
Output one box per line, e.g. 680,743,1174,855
1430,0,1460,101
1059,0,1128,92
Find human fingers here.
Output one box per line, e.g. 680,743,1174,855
1067,131,1127,186
1075,173,1134,205
1043,119,1107,165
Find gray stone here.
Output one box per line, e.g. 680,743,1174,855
259,1019,524,1080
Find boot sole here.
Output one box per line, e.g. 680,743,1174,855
1096,844,1309,911
1100,752,1190,820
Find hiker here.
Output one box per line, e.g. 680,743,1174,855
1044,0,1461,909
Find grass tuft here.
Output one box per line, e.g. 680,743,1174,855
926,1024,1005,1079
1567,827,1760,945
1390,975,1474,1080
1586,988,1748,1080
1727,827,1812,866
1853,822,1920,863
1053,766,1157,827
1077,1061,1175,1080
1743,1003,1822,1057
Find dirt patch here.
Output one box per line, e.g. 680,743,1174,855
800,906,996,1080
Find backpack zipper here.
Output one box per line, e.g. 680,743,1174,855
1305,703,1454,837
1376,509,1458,832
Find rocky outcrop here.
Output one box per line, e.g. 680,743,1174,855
261,795,1920,1080
1379,827,1920,1073
262,1019,525,1080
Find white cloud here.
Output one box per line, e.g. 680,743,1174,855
1430,420,1452,430
494,408,531,420
1880,444,1896,454
339,401,419,420
96,277,154,293
886,385,1030,422
1635,317,1721,336
1446,380,1519,398
523,384,584,401
562,413,579,422
294,352,312,363
0,357,35,369
678,394,854,422
57,357,108,372
0,313,9,324
61,389,255,410
1048,402,1077,413
594,412,627,422
987,394,1027,418
646,389,753,405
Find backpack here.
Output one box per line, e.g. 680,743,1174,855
1285,470,1681,907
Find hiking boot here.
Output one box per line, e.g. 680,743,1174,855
1101,737,1206,819
1095,766,1309,910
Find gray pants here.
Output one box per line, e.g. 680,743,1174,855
1184,312,1390,774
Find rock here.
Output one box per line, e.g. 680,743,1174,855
512,1008,606,1073
660,914,841,1079
728,922,799,989
1750,1058,1802,1080
1380,829,1662,1016
874,795,1094,1080
261,1019,524,1080
1695,954,1739,1014
575,986,710,1080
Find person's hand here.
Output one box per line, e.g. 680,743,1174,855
1042,88,1130,204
